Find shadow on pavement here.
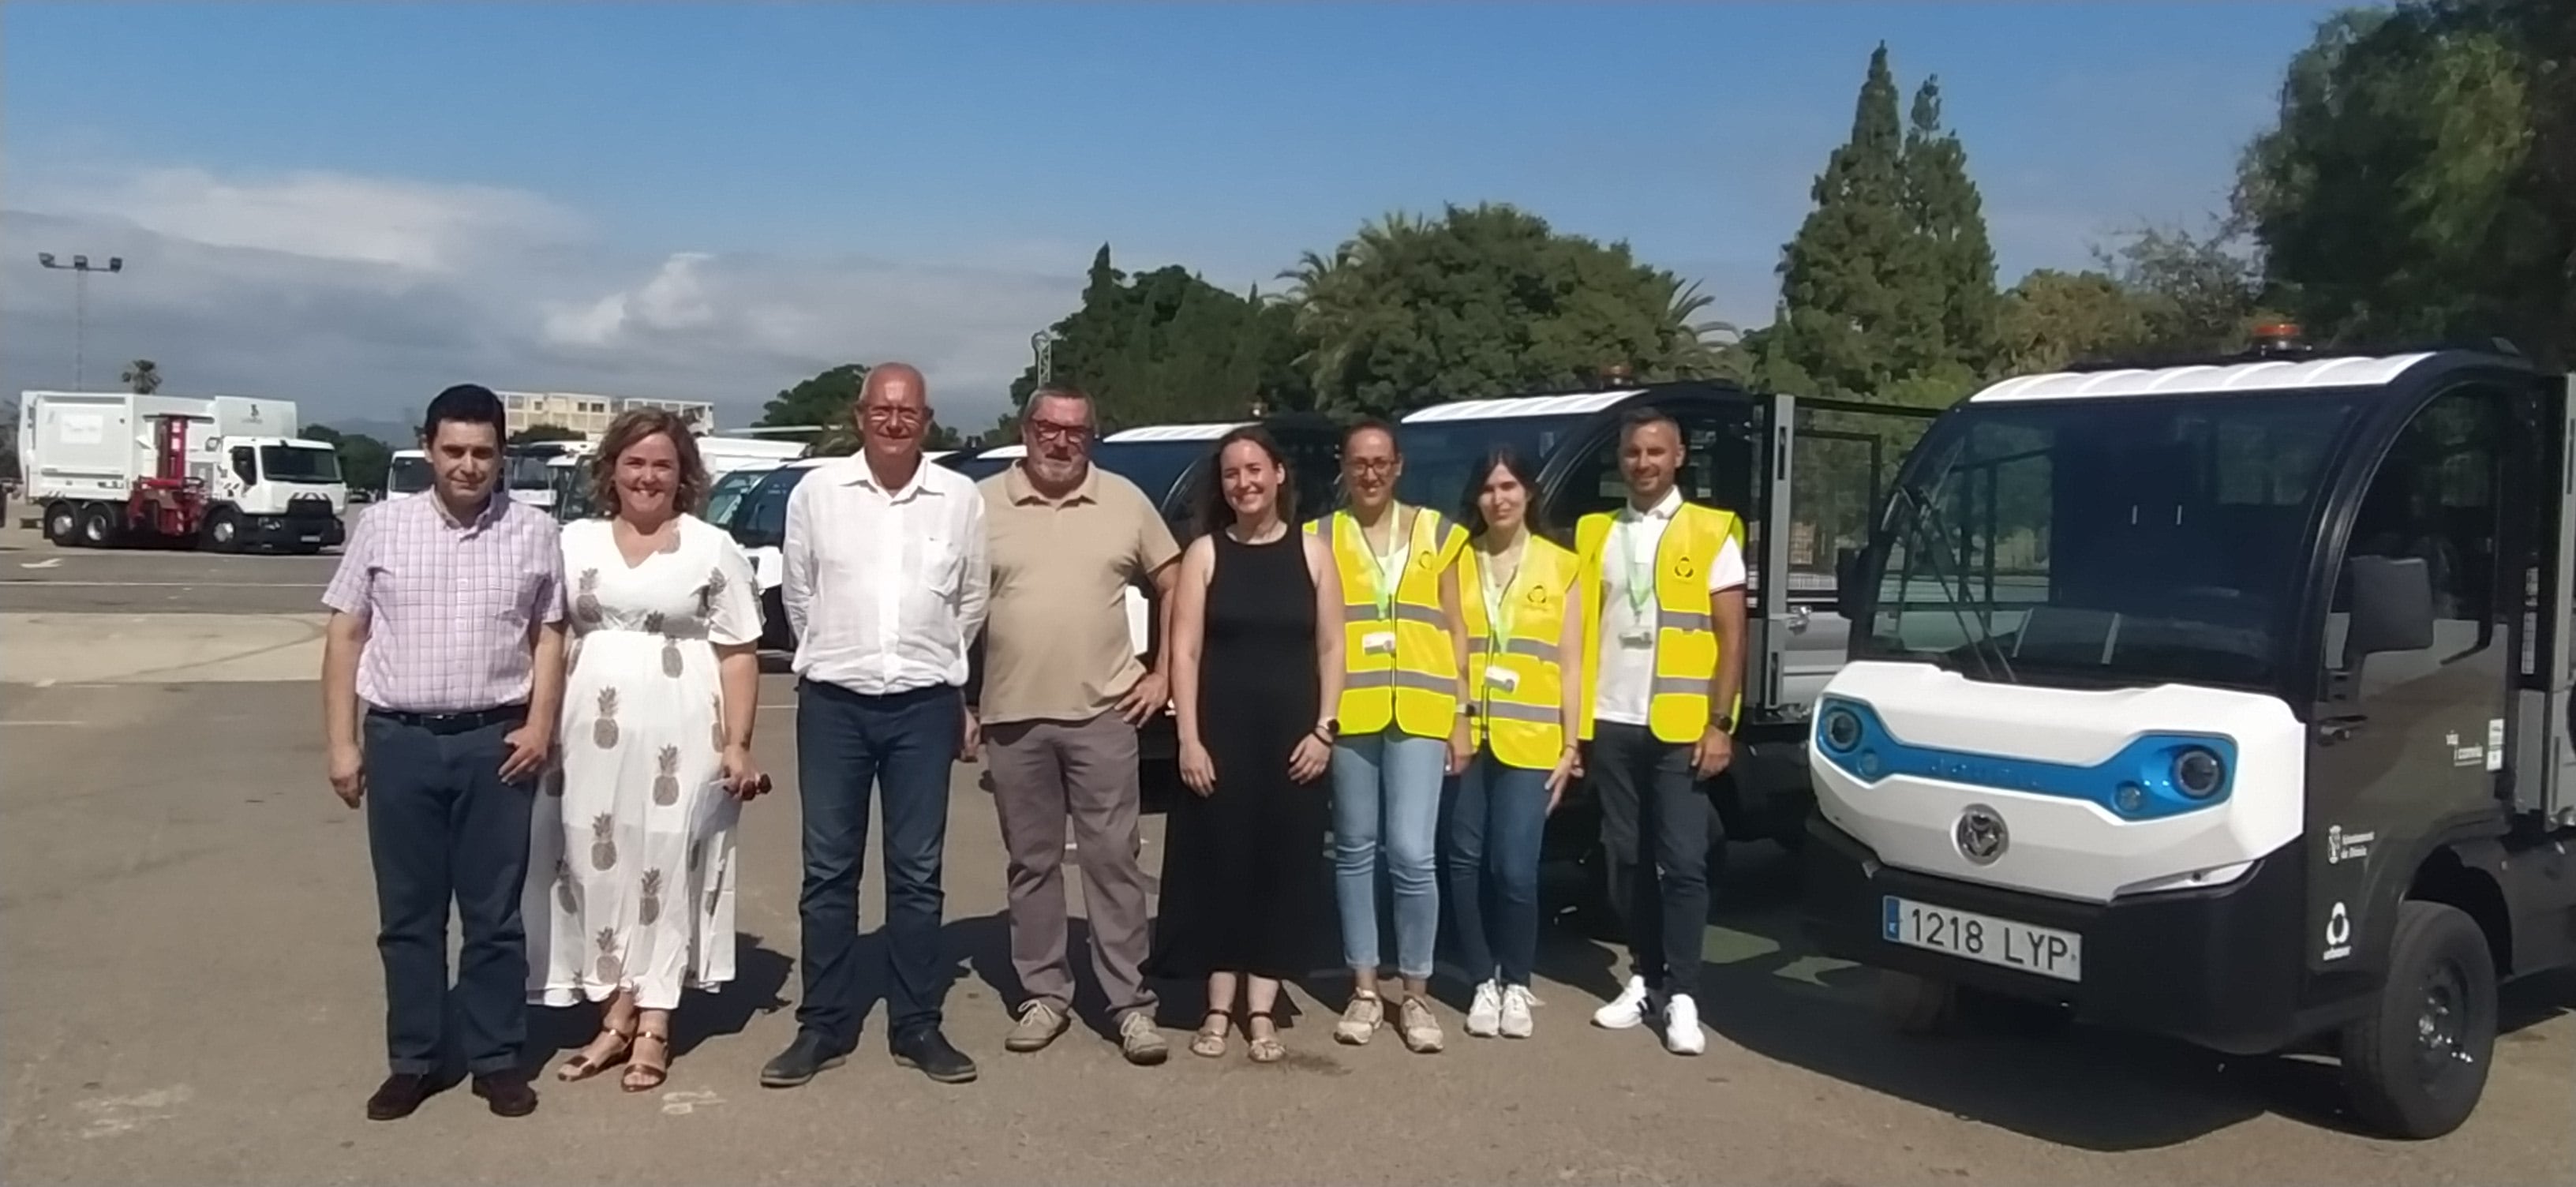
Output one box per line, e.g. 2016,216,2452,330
526,931,796,1066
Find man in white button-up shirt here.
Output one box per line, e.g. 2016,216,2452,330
763,362,989,1090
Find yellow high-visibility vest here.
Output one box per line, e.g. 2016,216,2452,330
1575,501,1744,743
1459,536,1579,770
1307,505,1467,737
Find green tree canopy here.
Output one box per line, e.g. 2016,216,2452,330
1769,43,1934,401
756,363,869,430
123,359,162,395
507,423,585,446
1994,268,2155,373
2236,0,2570,368
1009,246,1308,429
1283,204,1724,415
306,423,392,492
1901,75,2001,378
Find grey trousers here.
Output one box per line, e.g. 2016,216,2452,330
983,711,1157,1017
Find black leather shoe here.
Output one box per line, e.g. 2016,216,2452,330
758,1032,850,1088
891,1026,977,1084
470,1069,538,1118
365,1073,433,1121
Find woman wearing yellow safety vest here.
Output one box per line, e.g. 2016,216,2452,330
1447,445,1585,1040
1312,421,1472,1054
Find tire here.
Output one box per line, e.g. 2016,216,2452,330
204,509,241,553
44,503,79,545
2338,900,2497,1140
78,504,119,548
1875,968,1958,1035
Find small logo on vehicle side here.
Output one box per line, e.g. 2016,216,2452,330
1955,805,2008,865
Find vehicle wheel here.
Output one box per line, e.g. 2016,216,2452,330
1875,969,1959,1035
2338,900,2496,1140
78,504,119,548
204,509,241,553
44,503,80,545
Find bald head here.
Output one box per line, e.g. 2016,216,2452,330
855,361,931,470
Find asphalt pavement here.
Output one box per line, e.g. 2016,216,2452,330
2,533,2570,1186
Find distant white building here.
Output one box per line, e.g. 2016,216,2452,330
500,390,715,440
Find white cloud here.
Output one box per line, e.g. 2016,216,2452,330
2,165,1080,431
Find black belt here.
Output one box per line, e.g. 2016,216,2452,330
368,704,528,734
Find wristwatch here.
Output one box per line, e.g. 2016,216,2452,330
1315,717,1341,740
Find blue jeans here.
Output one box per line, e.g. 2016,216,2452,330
1446,748,1551,988
794,680,960,1047
361,709,535,1077
1329,729,1448,980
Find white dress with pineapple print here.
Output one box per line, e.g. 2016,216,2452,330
526,514,762,1010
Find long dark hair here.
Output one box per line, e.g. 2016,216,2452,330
1194,425,1297,539
1457,444,1547,541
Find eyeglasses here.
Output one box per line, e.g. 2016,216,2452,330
1025,420,1091,443
1345,458,1396,474
862,405,925,425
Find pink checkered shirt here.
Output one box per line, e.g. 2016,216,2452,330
322,490,567,713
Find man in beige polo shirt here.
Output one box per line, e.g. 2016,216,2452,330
974,384,1180,1065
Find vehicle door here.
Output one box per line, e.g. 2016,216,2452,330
2305,380,2529,975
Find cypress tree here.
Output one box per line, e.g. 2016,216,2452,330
1772,43,1923,399
1902,76,2001,377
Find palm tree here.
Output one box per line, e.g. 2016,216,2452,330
122,359,162,395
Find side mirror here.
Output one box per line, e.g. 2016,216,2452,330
2345,555,2436,661
1834,548,1866,621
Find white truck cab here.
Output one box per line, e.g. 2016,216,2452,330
1803,346,2576,1139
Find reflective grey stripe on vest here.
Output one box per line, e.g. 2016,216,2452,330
1649,676,1709,698
1467,637,1551,657
1346,669,1455,695
1657,608,1713,633
1393,603,1446,627
1479,701,1558,724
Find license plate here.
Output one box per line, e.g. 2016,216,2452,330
1882,896,2082,982
300,534,321,543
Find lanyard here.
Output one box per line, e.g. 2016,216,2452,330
1480,545,1522,642
1614,515,1658,620
1359,506,1412,621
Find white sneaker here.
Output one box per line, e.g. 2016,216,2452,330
1465,980,1503,1037
1591,975,1655,1030
1499,984,1540,1039
1661,993,1706,1056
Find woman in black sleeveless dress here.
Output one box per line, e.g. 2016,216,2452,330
1147,426,1346,1062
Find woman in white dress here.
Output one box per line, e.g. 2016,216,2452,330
526,408,767,1093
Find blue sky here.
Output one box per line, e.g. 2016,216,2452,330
2,2,2346,430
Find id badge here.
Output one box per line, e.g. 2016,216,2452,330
1619,628,1657,650
1485,667,1521,694
1361,631,1397,655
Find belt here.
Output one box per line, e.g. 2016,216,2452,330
368,703,529,734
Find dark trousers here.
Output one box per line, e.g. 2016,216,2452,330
1587,721,1711,999
1444,748,1552,988
361,710,537,1077
794,680,960,1047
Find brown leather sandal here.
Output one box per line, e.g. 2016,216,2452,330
622,1027,671,1092
557,1021,635,1082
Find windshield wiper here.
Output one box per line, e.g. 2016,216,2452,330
1890,480,2016,685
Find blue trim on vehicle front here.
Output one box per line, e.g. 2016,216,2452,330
1813,696,2235,821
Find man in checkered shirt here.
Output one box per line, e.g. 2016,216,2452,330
319,384,568,1121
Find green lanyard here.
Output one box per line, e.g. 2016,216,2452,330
1360,507,1412,621
1480,545,1522,644
1614,515,1658,620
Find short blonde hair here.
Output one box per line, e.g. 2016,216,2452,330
589,408,710,517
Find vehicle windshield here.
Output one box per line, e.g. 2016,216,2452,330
262,444,343,484
1091,440,1204,510
388,455,430,495
1854,391,2364,691
505,448,566,490
732,467,814,550
1392,414,1586,520
705,468,769,529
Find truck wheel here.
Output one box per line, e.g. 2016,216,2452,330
44,503,80,545
78,504,119,548
2338,900,2496,1140
204,509,242,552
1875,969,1959,1035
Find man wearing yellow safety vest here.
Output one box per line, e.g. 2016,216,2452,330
1307,421,1472,1054
1575,407,1749,1057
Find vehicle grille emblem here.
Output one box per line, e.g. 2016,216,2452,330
1955,805,2008,865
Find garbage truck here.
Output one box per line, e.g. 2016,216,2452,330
1799,345,2576,1139
20,390,347,552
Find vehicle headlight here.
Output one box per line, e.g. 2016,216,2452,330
1821,706,1863,753
2173,747,2226,799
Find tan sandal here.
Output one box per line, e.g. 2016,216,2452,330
621,1028,670,1092
556,1022,635,1082
1245,1010,1284,1063
1190,1010,1231,1059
